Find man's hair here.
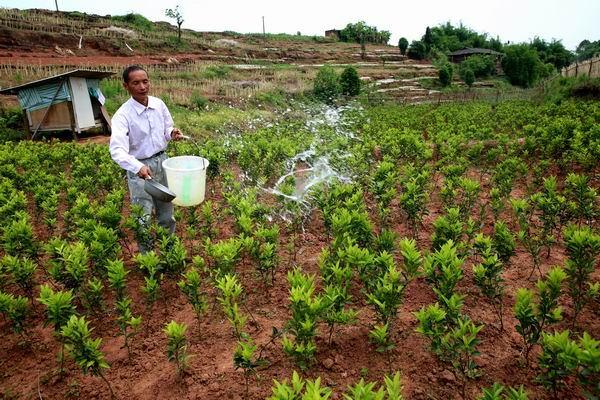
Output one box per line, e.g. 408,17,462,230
122,65,147,83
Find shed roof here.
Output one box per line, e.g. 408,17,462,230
448,47,503,57
0,69,114,95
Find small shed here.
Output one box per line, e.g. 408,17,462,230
325,29,341,40
0,69,114,139
448,47,503,63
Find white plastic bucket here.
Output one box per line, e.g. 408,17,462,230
162,156,209,207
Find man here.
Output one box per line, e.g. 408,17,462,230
109,65,184,251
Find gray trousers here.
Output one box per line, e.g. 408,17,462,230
127,152,176,252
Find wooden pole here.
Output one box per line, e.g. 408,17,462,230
31,78,65,140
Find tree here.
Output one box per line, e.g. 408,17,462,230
339,21,391,44
165,5,184,42
407,40,427,60
531,37,574,70
423,26,433,53
398,37,409,55
576,39,600,61
501,44,543,88
340,66,361,96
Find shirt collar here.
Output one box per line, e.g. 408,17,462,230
129,96,159,115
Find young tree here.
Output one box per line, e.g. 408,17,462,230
61,316,114,398
398,37,409,55
165,5,184,42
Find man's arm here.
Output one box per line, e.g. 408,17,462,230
109,113,144,174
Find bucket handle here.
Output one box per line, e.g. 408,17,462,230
181,135,205,170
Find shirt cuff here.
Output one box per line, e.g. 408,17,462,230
131,160,145,174
165,127,174,142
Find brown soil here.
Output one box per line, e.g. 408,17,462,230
0,24,404,68
1,166,598,400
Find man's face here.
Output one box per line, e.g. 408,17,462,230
123,69,150,103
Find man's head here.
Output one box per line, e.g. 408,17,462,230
122,65,150,105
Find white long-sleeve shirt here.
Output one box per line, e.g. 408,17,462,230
109,96,174,174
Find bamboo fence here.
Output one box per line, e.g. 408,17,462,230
561,57,600,78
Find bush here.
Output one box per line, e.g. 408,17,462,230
544,76,600,103
459,55,495,79
438,64,453,87
407,40,427,60
501,44,544,88
464,69,475,87
398,37,409,55
340,67,360,96
0,107,25,143
202,65,230,80
111,13,154,31
313,65,340,103
190,91,208,110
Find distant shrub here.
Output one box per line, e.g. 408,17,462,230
313,65,340,103
67,11,87,20
339,21,391,44
464,68,475,87
398,37,409,55
544,76,600,102
407,40,427,60
459,55,495,79
438,64,453,86
253,89,287,107
202,65,231,79
111,13,154,31
0,107,25,143
340,67,361,96
190,91,209,110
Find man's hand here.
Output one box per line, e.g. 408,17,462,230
171,128,184,141
137,165,152,179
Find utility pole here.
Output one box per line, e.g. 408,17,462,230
262,16,265,36
55,0,59,11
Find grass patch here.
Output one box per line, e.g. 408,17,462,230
111,13,155,31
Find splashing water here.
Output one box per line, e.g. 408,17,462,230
263,103,358,217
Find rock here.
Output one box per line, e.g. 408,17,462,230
322,358,335,369
440,370,456,383
215,39,240,47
